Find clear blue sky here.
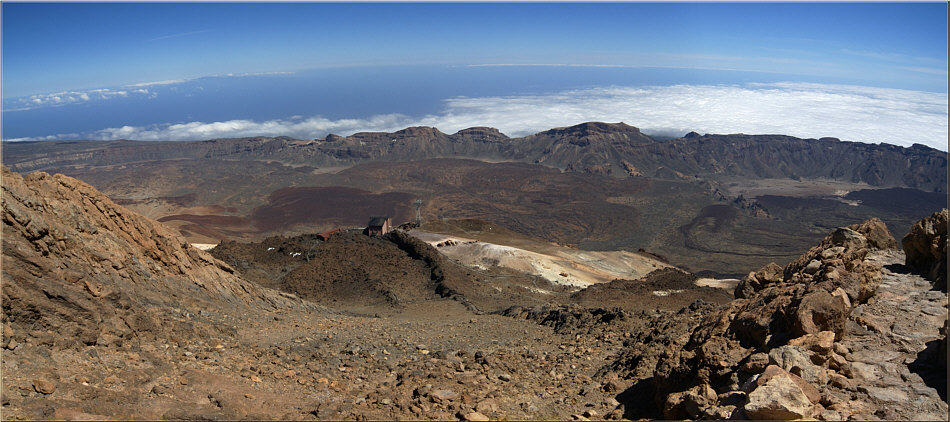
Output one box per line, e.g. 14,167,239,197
3,2,948,97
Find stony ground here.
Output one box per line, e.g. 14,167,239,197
4,250,943,421
1,167,946,421
2,295,695,420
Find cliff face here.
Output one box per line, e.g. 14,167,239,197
5,122,946,192
1,166,309,350
629,135,948,192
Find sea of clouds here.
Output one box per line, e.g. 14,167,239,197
5,82,948,151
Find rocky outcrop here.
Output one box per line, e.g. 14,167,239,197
902,209,947,291
733,218,894,309
453,127,509,143
731,194,770,218
640,217,948,420
1,166,309,350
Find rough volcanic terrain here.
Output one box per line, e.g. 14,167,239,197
4,123,946,279
2,166,947,421
617,218,949,420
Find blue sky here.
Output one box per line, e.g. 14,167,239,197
4,2,947,96
2,2,948,149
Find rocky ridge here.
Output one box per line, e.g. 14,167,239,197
5,122,946,192
624,216,949,420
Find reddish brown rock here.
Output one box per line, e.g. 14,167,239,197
734,262,783,299
663,383,717,420
741,353,770,374
649,218,899,419
1,166,311,353
32,379,56,395
462,411,490,421
52,408,116,421
430,389,459,403
794,290,848,338
788,331,835,354
849,218,899,250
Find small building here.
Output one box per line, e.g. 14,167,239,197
364,216,392,236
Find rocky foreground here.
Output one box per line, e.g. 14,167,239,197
1,166,947,421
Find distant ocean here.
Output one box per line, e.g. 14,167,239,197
3,65,947,151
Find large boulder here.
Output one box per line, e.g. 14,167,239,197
901,209,947,291
793,289,849,339
744,369,816,420
848,218,899,250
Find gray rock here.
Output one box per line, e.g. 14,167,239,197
819,409,842,420
901,209,947,290
858,386,909,403
768,345,826,385
804,260,822,275
848,361,879,380
742,352,770,374
849,348,900,364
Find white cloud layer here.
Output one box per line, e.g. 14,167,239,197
5,87,154,111
86,114,412,142
6,82,948,151
414,82,948,150
5,73,293,111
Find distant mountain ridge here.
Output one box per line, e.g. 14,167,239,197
4,122,946,192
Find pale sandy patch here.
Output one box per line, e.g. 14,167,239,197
695,277,741,290
410,230,669,287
